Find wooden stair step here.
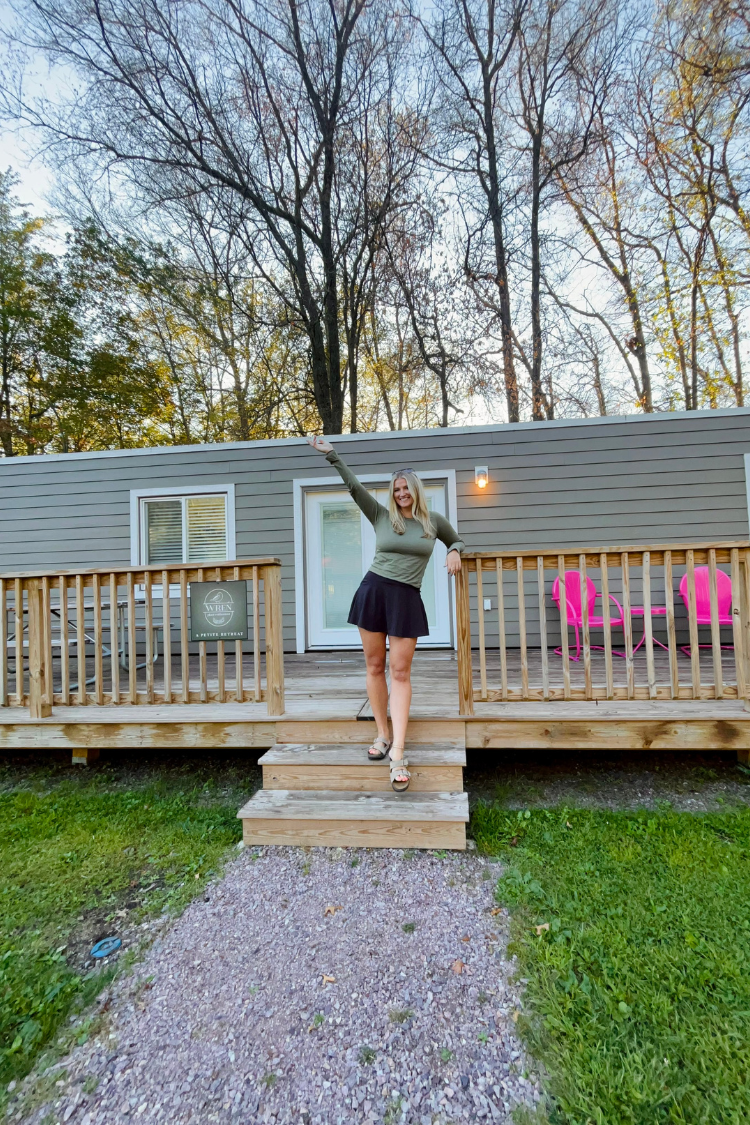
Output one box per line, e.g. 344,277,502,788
258,743,465,792
238,789,469,850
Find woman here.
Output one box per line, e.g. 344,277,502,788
308,436,464,791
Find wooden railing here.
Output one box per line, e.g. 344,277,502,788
0,559,285,717
455,542,750,715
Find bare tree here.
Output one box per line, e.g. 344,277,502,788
514,0,619,419
8,0,420,433
419,0,527,422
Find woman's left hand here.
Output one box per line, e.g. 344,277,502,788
446,550,462,576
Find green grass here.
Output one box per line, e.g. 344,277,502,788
472,801,750,1125
0,759,247,1096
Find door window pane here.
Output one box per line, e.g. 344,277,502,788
321,502,362,629
145,500,183,565
420,497,437,627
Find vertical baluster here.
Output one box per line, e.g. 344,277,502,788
537,556,549,701
109,574,119,705
59,577,69,706
234,565,244,703
215,566,225,703
742,550,750,700
198,567,207,702
737,549,750,697
599,552,614,700
144,570,154,703
496,560,508,702
455,560,473,715
0,578,7,706
42,576,53,705
579,553,592,699
162,569,171,704
253,565,261,704
263,565,285,715
475,561,487,701
642,552,656,699
127,571,137,704
93,574,103,704
180,569,190,703
14,578,22,704
707,548,724,699
76,574,86,705
517,557,529,699
686,549,701,698
27,579,51,717
664,551,679,699
731,548,746,700
621,553,635,699
557,556,571,700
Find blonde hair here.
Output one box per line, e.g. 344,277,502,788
388,471,435,538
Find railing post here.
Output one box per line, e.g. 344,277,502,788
456,561,474,716
27,579,51,718
263,564,285,715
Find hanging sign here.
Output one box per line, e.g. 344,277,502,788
189,580,248,641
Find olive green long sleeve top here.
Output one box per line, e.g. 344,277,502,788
325,449,464,589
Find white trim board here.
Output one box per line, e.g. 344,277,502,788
293,469,458,654
130,484,236,566
4,407,750,466
743,454,750,538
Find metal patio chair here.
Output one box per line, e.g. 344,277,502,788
552,571,626,662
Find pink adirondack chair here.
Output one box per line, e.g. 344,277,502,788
678,566,734,657
552,572,625,663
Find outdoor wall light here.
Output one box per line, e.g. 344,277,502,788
475,466,489,489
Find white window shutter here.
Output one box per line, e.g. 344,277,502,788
145,500,183,565
186,496,227,562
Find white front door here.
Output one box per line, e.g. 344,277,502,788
304,484,453,648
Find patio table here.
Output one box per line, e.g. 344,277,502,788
630,605,668,653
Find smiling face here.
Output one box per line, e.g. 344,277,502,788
392,476,413,512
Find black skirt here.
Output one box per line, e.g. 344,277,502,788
348,571,430,638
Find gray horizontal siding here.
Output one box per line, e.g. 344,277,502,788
2,409,749,650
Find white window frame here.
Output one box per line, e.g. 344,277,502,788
293,469,458,653
130,484,237,566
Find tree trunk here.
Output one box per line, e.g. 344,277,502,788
530,130,546,420
482,50,519,423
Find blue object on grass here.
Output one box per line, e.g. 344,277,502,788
90,937,121,958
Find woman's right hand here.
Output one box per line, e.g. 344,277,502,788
307,435,333,454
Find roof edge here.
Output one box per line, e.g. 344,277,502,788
2,406,749,467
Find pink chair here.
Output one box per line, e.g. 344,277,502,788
552,572,625,662
678,566,734,657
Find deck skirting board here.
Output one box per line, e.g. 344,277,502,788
466,718,750,750
2,706,750,752
0,721,277,749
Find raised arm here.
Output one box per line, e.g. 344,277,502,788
307,436,383,525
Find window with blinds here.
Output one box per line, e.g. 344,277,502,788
143,495,228,565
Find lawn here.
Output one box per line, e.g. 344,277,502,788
472,800,750,1125
0,755,252,1101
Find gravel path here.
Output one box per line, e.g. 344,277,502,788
12,847,540,1125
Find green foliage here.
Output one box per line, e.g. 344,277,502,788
388,1008,413,1024
471,801,750,1124
0,771,242,1093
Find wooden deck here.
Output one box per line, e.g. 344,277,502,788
2,650,749,761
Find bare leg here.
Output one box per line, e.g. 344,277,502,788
388,635,417,768
358,628,389,742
